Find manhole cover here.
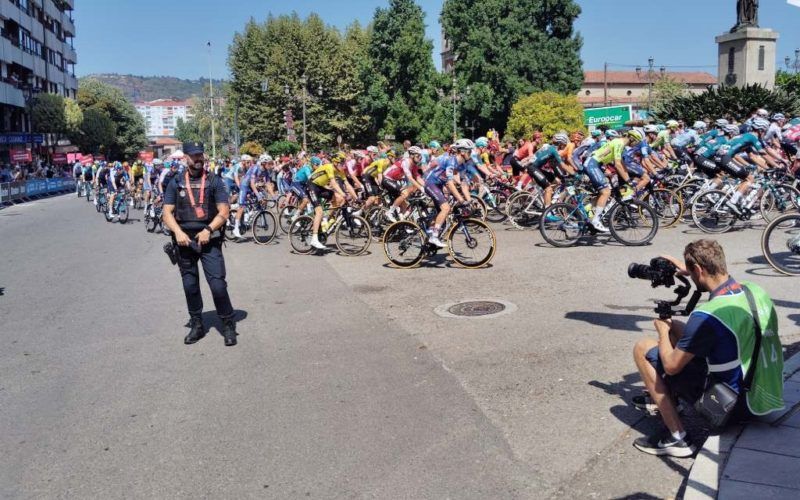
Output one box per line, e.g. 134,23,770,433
448,301,506,317
435,299,517,319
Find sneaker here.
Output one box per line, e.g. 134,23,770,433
633,430,696,458
428,235,446,248
632,392,685,415
231,203,240,210
385,208,398,223
310,235,326,250
725,199,742,215
233,227,242,238
590,218,610,233
545,213,562,223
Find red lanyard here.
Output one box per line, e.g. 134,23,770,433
185,170,207,218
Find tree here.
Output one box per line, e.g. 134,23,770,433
174,117,202,144
267,140,300,157
506,91,585,139
72,108,116,154
77,78,147,160
441,0,583,132
651,84,800,123
776,71,800,98
29,93,66,134
240,141,264,156
176,84,235,156
651,76,689,117
64,97,83,137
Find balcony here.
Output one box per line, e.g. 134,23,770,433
63,44,77,65
62,16,75,37
0,81,27,108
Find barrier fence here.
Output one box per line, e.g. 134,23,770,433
0,178,76,204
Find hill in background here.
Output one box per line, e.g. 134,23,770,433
79,73,226,102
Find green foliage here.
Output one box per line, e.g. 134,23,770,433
174,117,202,144
29,93,66,134
267,140,300,157
441,0,583,132
77,78,147,160
177,83,235,158
240,141,264,156
64,97,83,136
651,84,800,123
776,71,800,98
652,76,689,117
79,74,226,102
71,108,116,154
506,91,585,139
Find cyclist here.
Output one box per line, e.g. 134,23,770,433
81,161,94,196
651,120,679,160
108,163,130,218
423,139,474,248
361,148,393,211
232,154,265,238
307,157,347,250
94,161,109,206
144,158,162,216
385,145,426,222
258,154,278,199
332,153,358,201
524,132,572,210
692,123,739,186
670,121,706,166
72,161,83,194
289,157,313,225
234,154,252,204
621,129,652,193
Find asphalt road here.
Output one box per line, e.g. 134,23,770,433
1,194,798,499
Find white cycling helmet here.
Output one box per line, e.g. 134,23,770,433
751,118,770,131
643,124,658,134
258,154,273,163
366,146,379,154
240,154,253,162
715,118,729,127
407,146,423,156
552,133,569,145
724,124,741,136
693,121,707,131
666,119,679,129
152,158,163,166
453,138,475,151
771,113,786,122
756,108,769,118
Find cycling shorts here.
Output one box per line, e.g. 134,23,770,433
107,178,117,193
308,183,334,208
290,181,309,200
238,183,251,205
526,165,554,189
510,157,525,176
424,180,447,209
134,175,143,185
582,158,610,190
693,154,720,177
361,175,380,197
624,161,645,178
381,177,403,198
719,155,751,180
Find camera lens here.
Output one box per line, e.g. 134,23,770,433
627,263,652,280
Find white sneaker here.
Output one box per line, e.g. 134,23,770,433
233,227,242,238
385,208,397,223
428,235,446,248
310,236,326,250
231,203,240,210
591,218,610,233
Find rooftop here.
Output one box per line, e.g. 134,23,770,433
583,70,717,86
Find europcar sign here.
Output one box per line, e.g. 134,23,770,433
584,105,632,130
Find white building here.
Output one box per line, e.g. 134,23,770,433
135,99,193,138
1,0,78,162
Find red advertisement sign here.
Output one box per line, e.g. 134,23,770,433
52,153,68,164
138,151,154,163
10,149,31,162
81,155,94,166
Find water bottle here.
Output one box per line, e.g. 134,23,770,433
244,211,251,224
584,202,594,219
321,216,330,232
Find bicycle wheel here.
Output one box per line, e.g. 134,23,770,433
760,184,800,222
691,189,737,234
485,188,508,223
641,188,683,229
289,215,315,254
335,215,371,256
507,191,543,230
447,218,496,268
608,199,658,246
761,213,800,276
468,197,487,222
676,180,705,222
86,187,93,202
365,206,390,240
145,215,160,233
118,201,129,224
279,205,296,233
539,202,584,247
383,220,426,268
252,210,278,245
224,213,237,241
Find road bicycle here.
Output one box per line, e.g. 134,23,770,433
383,200,496,268
761,211,800,276
225,194,278,245
95,188,108,214
104,190,130,223
289,204,371,256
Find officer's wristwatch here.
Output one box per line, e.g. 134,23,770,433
203,225,213,233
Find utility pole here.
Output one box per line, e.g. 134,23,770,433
207,41,216,159
603,62,609,106
647,56,654,117
452,54,459,141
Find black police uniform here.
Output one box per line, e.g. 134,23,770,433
163,143,235,345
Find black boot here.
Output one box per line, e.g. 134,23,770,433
222,318,237,347
184,317,205,345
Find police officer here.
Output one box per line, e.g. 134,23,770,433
162,142,238,346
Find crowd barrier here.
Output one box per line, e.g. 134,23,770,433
0,178,76,204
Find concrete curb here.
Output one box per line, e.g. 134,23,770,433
684,352,800,500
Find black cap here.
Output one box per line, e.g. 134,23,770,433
183,142,204,155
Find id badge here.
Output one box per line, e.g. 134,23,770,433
194,207,206,218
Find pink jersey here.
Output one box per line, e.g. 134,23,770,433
784,125,800,143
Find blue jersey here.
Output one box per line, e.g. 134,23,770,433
530,144,563,169
293,164,312,184
242,165,262,185
726,132,764,156
424,153,464,186
671,130,701,148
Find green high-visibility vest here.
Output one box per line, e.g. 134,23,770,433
695,281,784,415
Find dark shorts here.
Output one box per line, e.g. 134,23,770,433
693,154,720,176
307,183,333,207
381,177,403,198
361,175,380,197
424,181,447,209
719,155,751,180
510,157,524,176
134,175,143,185
646,346,707,404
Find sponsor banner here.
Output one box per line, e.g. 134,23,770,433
0,133,44,145
584,105,633,130
0,181,27,202
26,179,48,196
10,148,32,163
0,179,73,202
53,153,68,164
81,155,94,166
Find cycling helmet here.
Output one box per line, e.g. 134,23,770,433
386,150,397,159
366,146,379,154
591,129,602,138
715,118,729,127
475,137,489,148
332,152,346,164
352,150,364,159
310,156,323,167
605,129,620,139
153,158,163,166
666,119,679,129
756,108,769,118
407,146,423,156
751,118,770,132
453,138,475,151
240,154,253,162
723,124,740,136
114,162,123,170
771,113,785,121
643,124,659,134
552,133,569,145
693,121,707,131
428,140,441,149
627,129,643,144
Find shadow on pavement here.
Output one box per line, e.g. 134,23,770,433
564,311,652,332
185,309,248,337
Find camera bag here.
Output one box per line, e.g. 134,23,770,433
694,286,762,428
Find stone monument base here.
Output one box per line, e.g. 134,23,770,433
715,27,778,89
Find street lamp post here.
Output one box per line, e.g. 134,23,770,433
647,56,655,116
300,74,308,152
451,54,459,140
21,81,39,165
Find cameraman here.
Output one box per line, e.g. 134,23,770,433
163,142,238,347
631,239,783,457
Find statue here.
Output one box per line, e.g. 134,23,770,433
732,0,759,32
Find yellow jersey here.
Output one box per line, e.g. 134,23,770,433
309,163,337,187
363,158,390,178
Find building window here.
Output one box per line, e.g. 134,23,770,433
728,47,735,74
758,45,765,71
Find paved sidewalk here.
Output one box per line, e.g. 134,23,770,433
686,354,800,499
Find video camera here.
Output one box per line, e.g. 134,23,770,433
627,257,701,320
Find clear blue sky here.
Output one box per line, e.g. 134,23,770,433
75,0,800,80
